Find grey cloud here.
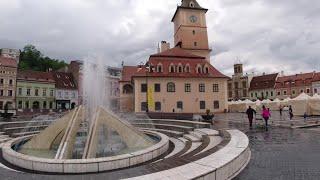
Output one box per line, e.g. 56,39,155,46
0,0,319,74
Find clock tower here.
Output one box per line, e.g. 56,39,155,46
172,0,211,61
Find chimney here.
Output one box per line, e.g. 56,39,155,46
160,41,170,52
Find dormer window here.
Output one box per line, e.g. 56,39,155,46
157,63,163,73
203,65,209,74
189,1,195,7
169,64,175,73
196,64,202,74
178,64,183,73
185,64,191,73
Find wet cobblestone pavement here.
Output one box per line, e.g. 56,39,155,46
214,113,320,180
1,113,320,180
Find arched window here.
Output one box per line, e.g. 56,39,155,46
190,2,195,7
157,63,163,73
196,64,202,74
123,84,133,94
203,65,209,74
167,82,175,92
185,64,190,73
169,64,175,73
178,64,183,73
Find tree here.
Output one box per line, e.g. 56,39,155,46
19,44,67,72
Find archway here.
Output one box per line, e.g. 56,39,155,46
33,101,40,109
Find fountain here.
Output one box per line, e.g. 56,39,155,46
1,57,169,173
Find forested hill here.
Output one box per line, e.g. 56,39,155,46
19,45,67,72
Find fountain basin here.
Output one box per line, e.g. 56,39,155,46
2,130,169,174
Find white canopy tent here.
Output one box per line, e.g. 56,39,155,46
255,100,262,111
289,93,311,116
237,99,256,113
308,94,320,116
268,98,281,111
280,97,291,107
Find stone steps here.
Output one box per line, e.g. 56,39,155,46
12,130,40,137
133,119,211,129
133,123,194,133
140,128,184,138
183,134,202,142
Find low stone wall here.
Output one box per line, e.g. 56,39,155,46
2,131,169,174
127,129,251,180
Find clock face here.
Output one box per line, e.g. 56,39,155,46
189,15,197,23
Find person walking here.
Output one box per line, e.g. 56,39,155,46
289,106,293,120
246,106,256,129
262,105,271,131
279,105,283,117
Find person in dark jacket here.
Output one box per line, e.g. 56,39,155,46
289,106,293,120
246,106,256,129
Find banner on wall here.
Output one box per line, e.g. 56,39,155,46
147,86,154,109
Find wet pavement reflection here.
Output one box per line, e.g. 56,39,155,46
214,113,320,180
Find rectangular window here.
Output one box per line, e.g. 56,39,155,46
43,101,47,109
199,83,205,92
154,84,161,92
251,93,253,98
50,90,54,97
177,101,183,109
242,81,247,88
49,102,53,109
0,79,3,84
200,101,206,110
18,88,22,95
141,84,147,93
283,90,287,95
278,91,281,96
228,83,232,89
155,102,161,111
214,101,220,109
43,89,47,96
271,91,274,97
213,84,219,92
18,101,23,109
27,89,31,96
315,89,318,94
141,102,147,112
0,101,3,109
0,90,3,96
8,90,13,96
266,91,269,97
35,89,39,96
9,79,13,85
255,92,258,97
292,90,296,95
194,42,197,46
185,83,191,92
72,92,76,98
300,89,304,93
26,101,29,109
306,89,310,93
243,90,247,97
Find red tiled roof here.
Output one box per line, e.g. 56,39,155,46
52,72,77,90
249,73,279,91
275,72,316,89
0,57,17,68
17,70,55,83
150,47,205,59
120,66,139,82
312,72,320,82
121,48,228,80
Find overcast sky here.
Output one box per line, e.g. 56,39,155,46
0,0,319,76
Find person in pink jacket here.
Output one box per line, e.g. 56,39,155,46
262,105,271,131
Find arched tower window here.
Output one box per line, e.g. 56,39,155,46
189,1,195,7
